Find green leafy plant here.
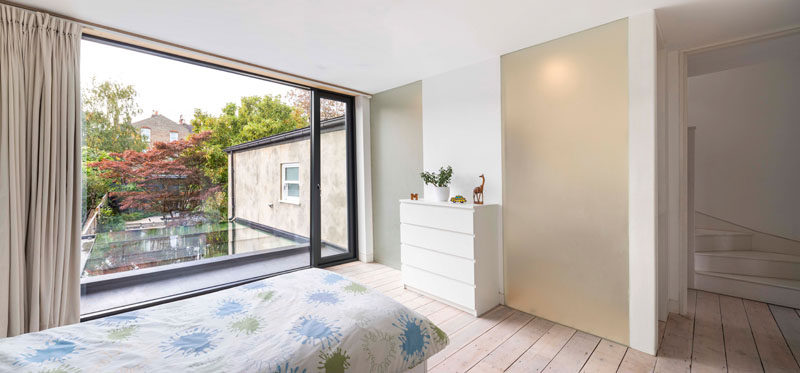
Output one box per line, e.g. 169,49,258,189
420,166,453,187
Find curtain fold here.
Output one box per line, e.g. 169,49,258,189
0,3,82,338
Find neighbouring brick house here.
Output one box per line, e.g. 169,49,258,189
131,112,193,146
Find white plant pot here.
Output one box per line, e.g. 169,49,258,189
424,185,450,202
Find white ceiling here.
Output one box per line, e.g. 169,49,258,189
656,0,800,50
14,0,800,94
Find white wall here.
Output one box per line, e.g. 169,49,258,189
689,55,800,241
628,11,659,355
370,82,424,269
422,58,503,204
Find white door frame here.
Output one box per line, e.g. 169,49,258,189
673,26,800,316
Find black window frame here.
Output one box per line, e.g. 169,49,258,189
79,34,358,321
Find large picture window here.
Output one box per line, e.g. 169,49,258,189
79,35,356,319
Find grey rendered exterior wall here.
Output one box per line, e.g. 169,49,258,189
369,82,423,269
230,129,348,248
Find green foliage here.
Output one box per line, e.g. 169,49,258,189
82,146,112,215
190,95,307,186
82,78,147,154
420,165,453,187
199,190,228,223
119,211,160,222
96,206,125,232
81,79,147,217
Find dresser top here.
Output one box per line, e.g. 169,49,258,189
400,199,498,210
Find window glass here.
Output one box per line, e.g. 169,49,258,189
80,38,312,314
285,165,299,181
281,163,300,202
287,183,300,197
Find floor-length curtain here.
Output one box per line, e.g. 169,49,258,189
0,4,82,338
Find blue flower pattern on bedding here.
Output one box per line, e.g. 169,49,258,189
0,268,448,372
215,299,245,317
306,290,341,305
18,339,80,365
161,327,219,357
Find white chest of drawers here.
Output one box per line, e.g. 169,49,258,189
399,199,502,316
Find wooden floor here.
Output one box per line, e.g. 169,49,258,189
329,261,800,372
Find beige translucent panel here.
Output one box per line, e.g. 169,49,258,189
501,19,630,344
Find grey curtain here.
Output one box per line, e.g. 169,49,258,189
0,4,82,337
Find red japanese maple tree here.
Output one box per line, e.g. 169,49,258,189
91,131,219,217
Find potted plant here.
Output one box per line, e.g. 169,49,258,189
420,166,453,202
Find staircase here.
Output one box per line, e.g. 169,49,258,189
694,228,800,308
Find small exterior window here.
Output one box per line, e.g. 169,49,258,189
169,131,179,142
140,128,151,143
281,163,300,204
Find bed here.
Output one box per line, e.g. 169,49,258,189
0,268,448,372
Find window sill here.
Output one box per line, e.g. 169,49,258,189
279,199,301,205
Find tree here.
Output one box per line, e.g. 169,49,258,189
91,132,218,218
82,78,148,154
81,79,149,217
190,94,308,186
286,88,347,121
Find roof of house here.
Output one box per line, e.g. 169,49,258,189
224,116,345,153
131,114,193,132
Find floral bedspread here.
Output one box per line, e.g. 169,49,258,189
0,268,448,372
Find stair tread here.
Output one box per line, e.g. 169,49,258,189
695,250,800,263
695,228,751,236
696,270,800,290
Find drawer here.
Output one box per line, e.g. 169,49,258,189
400,224,475,259
402,264,475,311
401,244,475,284
400,203,474,234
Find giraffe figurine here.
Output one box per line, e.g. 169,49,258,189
473,174,485,205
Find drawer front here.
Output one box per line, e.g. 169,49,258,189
400,203,474,234
402,264,475,311
400,224,475,259
401,244,475,284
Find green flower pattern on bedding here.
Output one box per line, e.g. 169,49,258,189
0,268,448,372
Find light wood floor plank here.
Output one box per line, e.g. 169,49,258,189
363,273,402,288
618,348,657,373
506,323,576,373
428,305,465,326
432,311,533,372
655,312,694,373
330,262,799,373
770,304,800,367
428,306,514,368
653,289,696,373
543,331,601,373
580,339,627,373
470,317,556,372
440,309,487,336
691,291,726,373
743,299,800,372
417,300,449,317
719,295,763,373
406,295,436,310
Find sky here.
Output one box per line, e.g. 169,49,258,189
80,39,300,123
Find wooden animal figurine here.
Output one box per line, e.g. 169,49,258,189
473,174,485,204
410,193,418,200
